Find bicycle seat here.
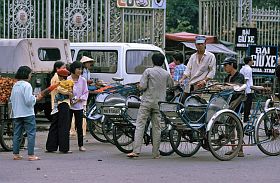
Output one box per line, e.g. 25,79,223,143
127,101,141,108
112,77,124,82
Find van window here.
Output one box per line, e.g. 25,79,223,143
77,50,118,73
38,48,61,61
126,50,166,74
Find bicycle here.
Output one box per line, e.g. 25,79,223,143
101,94,174,156
86,77,140,143
159,83,245,161
236,85,280,156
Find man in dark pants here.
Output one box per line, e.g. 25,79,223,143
223,57,245,157
240,56,254,123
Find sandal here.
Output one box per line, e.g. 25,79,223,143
153,155,160,159
28,156,40,161
238,151,245,157
127,152,139,158
13,155,23,160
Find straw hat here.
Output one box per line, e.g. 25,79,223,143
80,56,95,63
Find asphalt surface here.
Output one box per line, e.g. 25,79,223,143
0,122,280,183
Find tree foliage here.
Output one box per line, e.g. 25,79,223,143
166,0,199,34
165,0,279,34
252,0,279,9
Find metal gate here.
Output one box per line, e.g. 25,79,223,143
198,0,280,86
199,0,280,47
0,0,165,47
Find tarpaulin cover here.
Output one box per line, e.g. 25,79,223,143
165,32,218,44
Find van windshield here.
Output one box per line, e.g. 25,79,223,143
126,50,166,74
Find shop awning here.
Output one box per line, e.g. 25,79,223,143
181,42,237,55
166,32,218,43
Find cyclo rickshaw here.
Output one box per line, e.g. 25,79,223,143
159,82,246,161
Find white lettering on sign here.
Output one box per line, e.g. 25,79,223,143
238,29,255,43
242,29,250,35
250,46,277,75
256,47,270,55
252,55,276,67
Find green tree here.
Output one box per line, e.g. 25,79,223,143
166,0,199,33
166,0,279,34
252,0,279,8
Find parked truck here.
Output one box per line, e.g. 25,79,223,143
0,38,72,120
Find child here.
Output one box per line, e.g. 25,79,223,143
10,66,42,161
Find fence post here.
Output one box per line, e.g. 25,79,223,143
46,0,51,38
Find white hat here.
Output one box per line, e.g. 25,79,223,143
195,35,206,44
80,56,95,63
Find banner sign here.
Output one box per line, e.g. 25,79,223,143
117,0,166,9
235,27,257,50
248,45,278,76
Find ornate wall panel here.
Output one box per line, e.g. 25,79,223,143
0,0,165,47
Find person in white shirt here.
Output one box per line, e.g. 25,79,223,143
179,35,216,103
240,56,254,122
10,66,43,160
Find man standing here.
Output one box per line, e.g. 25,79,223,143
179,35,216,102
127,53,173,159
240,56,254,123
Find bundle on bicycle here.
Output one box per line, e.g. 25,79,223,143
159,82,246,161
100,94,174,156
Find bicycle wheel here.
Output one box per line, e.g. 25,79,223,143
113,125,134,153
0,119,24,151
86,104,108,143
208,110,243,161
256,108,280,156
102,117,115,144
0,119,14,151
169,128,201,157
159,122,174,156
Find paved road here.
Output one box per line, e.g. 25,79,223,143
1,129,280,183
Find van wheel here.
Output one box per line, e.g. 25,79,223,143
44,103,52,121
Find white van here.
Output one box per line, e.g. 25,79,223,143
70,42,170,84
